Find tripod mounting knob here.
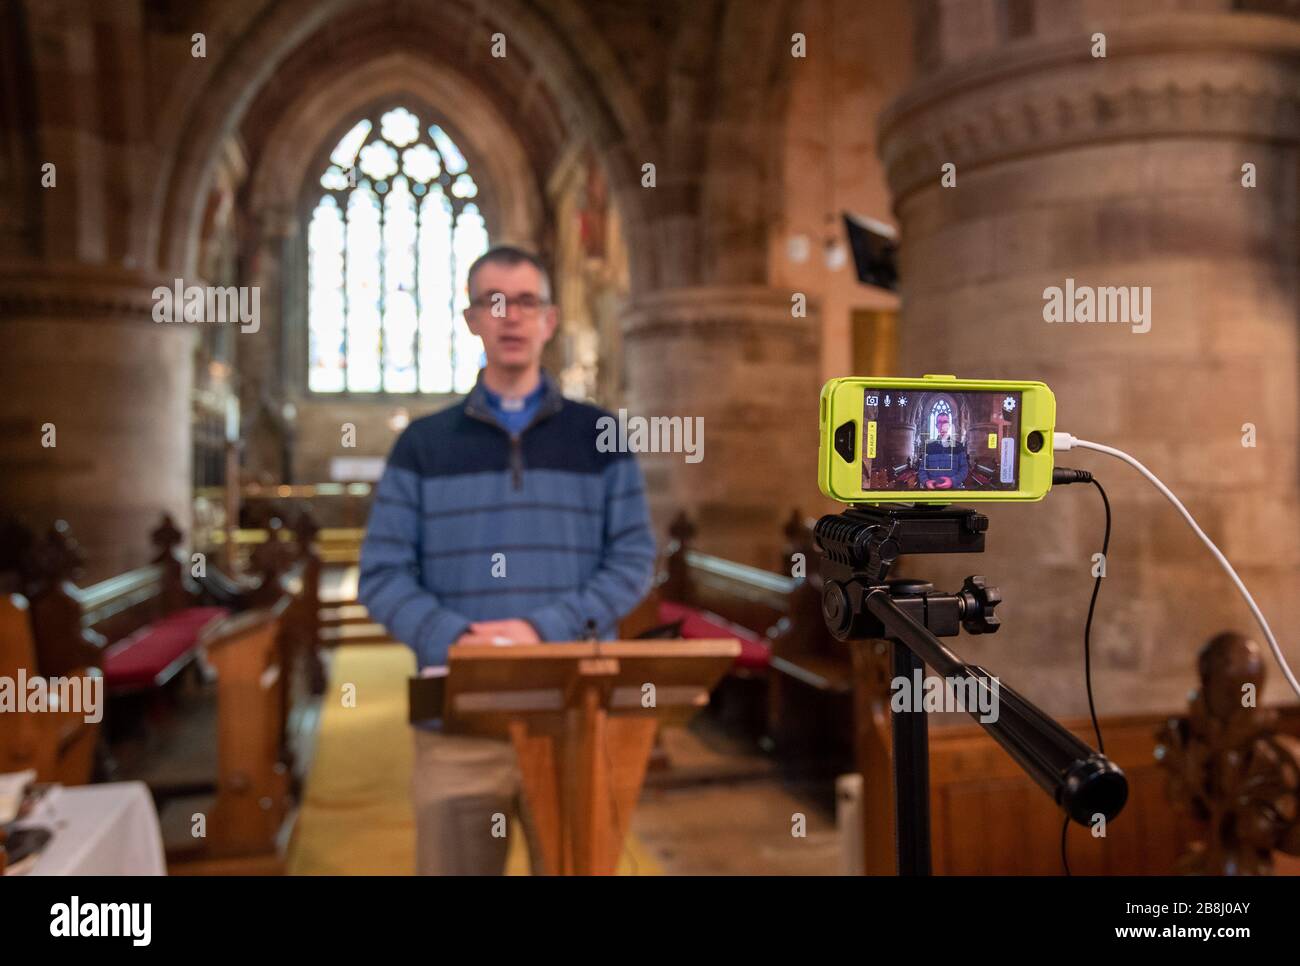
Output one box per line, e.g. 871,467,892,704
959,575,1001,635
822,580,854,638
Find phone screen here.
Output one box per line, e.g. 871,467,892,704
860,389,1022,492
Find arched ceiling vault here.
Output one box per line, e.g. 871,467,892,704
155,0,652,281
4,0,797,296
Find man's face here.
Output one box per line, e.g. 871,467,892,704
463,261,558,371
936,414,951,439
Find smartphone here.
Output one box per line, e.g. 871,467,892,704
819,375,1056,504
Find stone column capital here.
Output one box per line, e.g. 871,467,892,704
623,284,820,343
879,13,1300,205
0,261,187,322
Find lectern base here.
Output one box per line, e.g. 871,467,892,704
510,686,657,875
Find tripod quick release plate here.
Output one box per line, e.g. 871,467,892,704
815,504,988,586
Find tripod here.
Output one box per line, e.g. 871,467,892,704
815,504,1128,875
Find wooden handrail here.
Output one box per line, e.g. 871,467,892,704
194,482,373,501
199,526,364,545
71,565,164,625
682,549,794,602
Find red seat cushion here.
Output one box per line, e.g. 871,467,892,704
158,606,229,633
103,607,229,690
657,600,770,671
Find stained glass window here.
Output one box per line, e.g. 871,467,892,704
308,108,489,393
928,399,954,440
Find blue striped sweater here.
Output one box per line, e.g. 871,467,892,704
358,370,657,669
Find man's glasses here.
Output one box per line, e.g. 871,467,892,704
469,293,550,318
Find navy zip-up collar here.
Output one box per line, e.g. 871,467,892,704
463,368,566,489
463,368,565,435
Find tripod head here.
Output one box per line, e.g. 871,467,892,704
813,503,1128,833
816,504,1001,641
817,503,988,583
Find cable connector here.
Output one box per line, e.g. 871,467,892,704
1053,428,1299,701
1052,467,1094,485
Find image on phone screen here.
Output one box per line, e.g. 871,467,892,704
860,389,1022,492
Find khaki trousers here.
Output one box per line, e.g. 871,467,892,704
410,729,544,875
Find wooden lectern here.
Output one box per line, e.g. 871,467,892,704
443,638,739,875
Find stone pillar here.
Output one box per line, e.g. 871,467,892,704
240,206,298,483
0,267,195,581
878,8,1300,713
623,285,821,567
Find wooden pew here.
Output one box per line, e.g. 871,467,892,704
23,518,228,697
767,511,853,760
648,512,782,739
0,593,100,785
194,515,298,612
14,510,314,752
191,508,325,698
17,511,318,703
286,511,325,695
648,510,852,765
140,515,311,872
180,510,322,784
1,512,312,873
657,514,787,635
167,605,294,874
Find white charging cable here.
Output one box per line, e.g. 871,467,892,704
1054,432,1299,701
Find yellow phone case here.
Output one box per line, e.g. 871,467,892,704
819,375,1056,504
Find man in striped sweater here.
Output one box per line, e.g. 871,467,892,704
358,246,656,874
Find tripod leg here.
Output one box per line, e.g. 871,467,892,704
891,638,932,875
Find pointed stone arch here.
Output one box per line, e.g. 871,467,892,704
152,0,655,285
245,52,543,246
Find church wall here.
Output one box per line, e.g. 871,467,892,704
615,2,832,568
287,398,459,486
879,3,1300,715
768,0,913,394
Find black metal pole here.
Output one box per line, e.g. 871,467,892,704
890,637,932,875
864,588,1128,826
